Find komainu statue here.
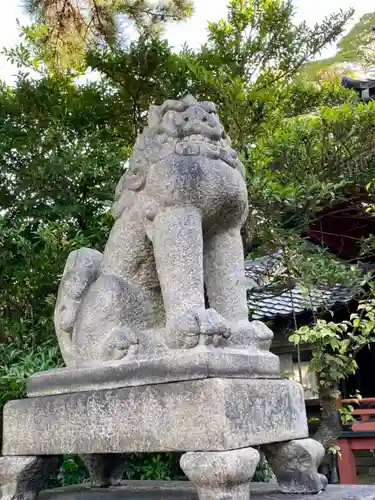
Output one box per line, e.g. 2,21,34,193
54,95,271,367
1,96,329,500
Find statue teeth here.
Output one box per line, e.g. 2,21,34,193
175,141,201,156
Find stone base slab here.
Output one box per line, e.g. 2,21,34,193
39,482,375,500
3,378,307,455
26,347,280,397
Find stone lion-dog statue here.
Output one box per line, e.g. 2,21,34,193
54,95,272,367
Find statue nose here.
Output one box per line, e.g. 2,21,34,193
183,107,216,128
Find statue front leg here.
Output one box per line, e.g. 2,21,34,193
150,206,229,349
204,228,273,350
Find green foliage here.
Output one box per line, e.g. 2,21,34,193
124,453,186,480
47,457,88,488
252,457,274,482
246,95,375,399
47,452,272,486
0,74,132,346
300,12,375,81
181,0,353,150
22,0,193,70
290,284,375,396
290,320,360,388
243,95,375,292
57,457,88,486
203,0,352,80
0,343,63,409
339,404,358,426
49,453,185,486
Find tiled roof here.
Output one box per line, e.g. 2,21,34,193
245,251,284,288
247,284,354,321
245,253,357,321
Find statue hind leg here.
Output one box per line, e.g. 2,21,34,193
54,247,103,366
55,248,140,366
73,273,140,364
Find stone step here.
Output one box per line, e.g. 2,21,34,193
39,481,375,500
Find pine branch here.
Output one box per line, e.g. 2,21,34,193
23,0,193,68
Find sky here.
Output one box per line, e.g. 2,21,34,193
0,0,374,84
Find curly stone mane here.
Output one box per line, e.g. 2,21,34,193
112,95,244,219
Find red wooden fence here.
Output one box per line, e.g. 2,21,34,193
337,397,375,484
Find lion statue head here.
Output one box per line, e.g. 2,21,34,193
113,95,245,219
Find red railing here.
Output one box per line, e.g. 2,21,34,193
340,397,375,431
336,397,375,483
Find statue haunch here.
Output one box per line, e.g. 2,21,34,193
54,95,271,367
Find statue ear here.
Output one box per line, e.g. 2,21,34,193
112,155,146,218
148,105,161,128
112,189,137,219
114,172,127,200
116,152,147,194
123,163,146,191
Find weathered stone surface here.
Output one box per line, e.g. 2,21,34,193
27,347,280,397
0,456,59,500
3,379,307,456
39,481,375,500
180,448,260,500
264,438,327,494
53,95,270,369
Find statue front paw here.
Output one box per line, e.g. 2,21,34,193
167,308,231,349
99,327,139,361
229,319,274,351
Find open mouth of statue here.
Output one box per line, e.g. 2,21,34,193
174,134,239,169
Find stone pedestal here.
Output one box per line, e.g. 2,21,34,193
3,378,307,454
1,349,326,500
